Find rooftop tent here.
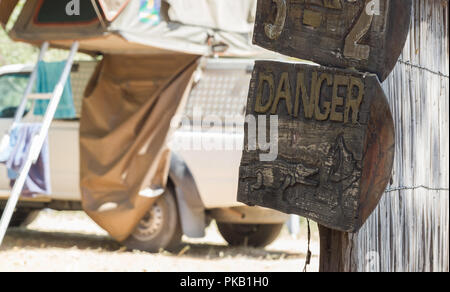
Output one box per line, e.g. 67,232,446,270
10,0,106,39
7,0,261,56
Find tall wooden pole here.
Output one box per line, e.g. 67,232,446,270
318,226,351,272
319,0,449,272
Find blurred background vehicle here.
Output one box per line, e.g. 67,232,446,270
0,58,288,252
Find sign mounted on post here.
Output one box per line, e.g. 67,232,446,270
253,0,412,82
238,61,395,232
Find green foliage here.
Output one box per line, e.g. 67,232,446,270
0,28,37,66
0,27,93,66
0,0,93,66
0,0,35,65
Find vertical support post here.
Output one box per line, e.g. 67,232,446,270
318,225,353,272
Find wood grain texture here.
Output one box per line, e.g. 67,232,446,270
253,0,412,81
319,0,449,272
238,61,394,232
318,224,351,272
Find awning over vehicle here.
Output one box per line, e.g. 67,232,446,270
7,0,262,57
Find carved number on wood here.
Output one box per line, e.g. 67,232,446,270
344,0,375,60
265,0,287,40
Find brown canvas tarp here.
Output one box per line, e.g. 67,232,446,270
80,54,199,241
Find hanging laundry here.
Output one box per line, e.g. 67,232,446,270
139,0,161,25
34,60,77,119
0,123,51,197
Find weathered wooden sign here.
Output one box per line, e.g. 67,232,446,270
253,0,412,82
238,61,395,232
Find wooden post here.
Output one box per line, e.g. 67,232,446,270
239,0,408,236
319,0,449,272
318,226,351,272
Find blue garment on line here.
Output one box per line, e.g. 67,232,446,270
0,124,51,197
34,60,76,119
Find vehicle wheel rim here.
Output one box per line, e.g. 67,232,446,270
131,203,164,242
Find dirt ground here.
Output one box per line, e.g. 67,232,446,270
0,210,320,272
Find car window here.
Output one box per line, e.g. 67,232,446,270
0,73,31,118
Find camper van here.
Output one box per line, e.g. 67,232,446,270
0,58,288,252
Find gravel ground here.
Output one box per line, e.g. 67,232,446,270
0,210,320,272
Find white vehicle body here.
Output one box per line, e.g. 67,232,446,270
0,59,288,234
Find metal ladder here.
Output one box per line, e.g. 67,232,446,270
0,41,79,246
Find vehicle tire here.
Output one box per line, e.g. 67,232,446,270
0,209,39,228
123,188,182,253
217,223,283,248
